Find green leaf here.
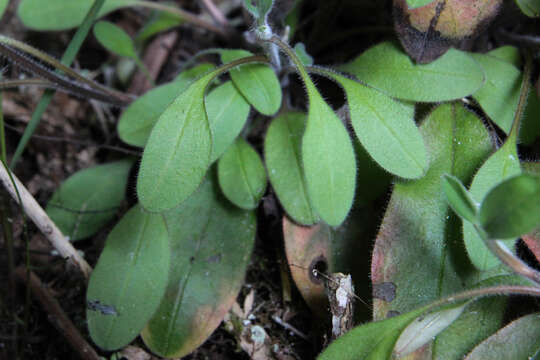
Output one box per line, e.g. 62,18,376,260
220,49,282,116
406,0,436,9
46,160,133,241
442,174,479,225
94,21,137,59
324,70,427,179
463,133,521,270
87,204,170,350
339,42,485,102
465,313,540,359
18,0,138,31
431,274,528,359
118,64,215,147
206,81,251,162
0,0,8,20
137,65,229,212
487,46,521,67
302,92,356,226
515,0,540,17
243,0,274,20
142,176,256,358
284,57,356,227
479,174,540,239
319,305,430,360
394,303,467,357
264,112,317,225
371,103,493,320
470,52,522,134
294,43,314,66
218,138,267,210
135,10,183,45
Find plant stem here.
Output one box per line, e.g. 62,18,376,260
10,0,106,168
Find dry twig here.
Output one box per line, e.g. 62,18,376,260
0,164,92,278
14,267,99,360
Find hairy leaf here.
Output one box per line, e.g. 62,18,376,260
371,103,492,320
118,63,215,147
465,313,540,359
137,66,225,212
217,138,267,210
479,174,540,239
264,112,316,225
142,176,256,358
87,205,169,350
441,174,478,225
325,70,427,179
18,0,138,30
93,21,136,59
302,91,356,226
471,52,522,134
206,81,251,162
46,160,133,241
221,49,281,116
463,132,521,270
339,42,485,102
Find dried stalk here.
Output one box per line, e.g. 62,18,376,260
0,164,92,278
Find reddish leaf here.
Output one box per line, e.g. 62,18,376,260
393,0,503,63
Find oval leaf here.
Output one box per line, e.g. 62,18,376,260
137,67,223,212
118,63,215,147
18,0,138,30
218,138,267,210
471,52,522,134
442,174,479,225
479,174,540,239
94,21,136,59
465,313,540,359
265,112,317,225
339,41,485,102
221,49,282,116
326,70,428,179
142,176,256,358
46,160,133,241
463,133,521,270
87,205,170,350
371,103,493,320
302,91,356,226
206,81,251,162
